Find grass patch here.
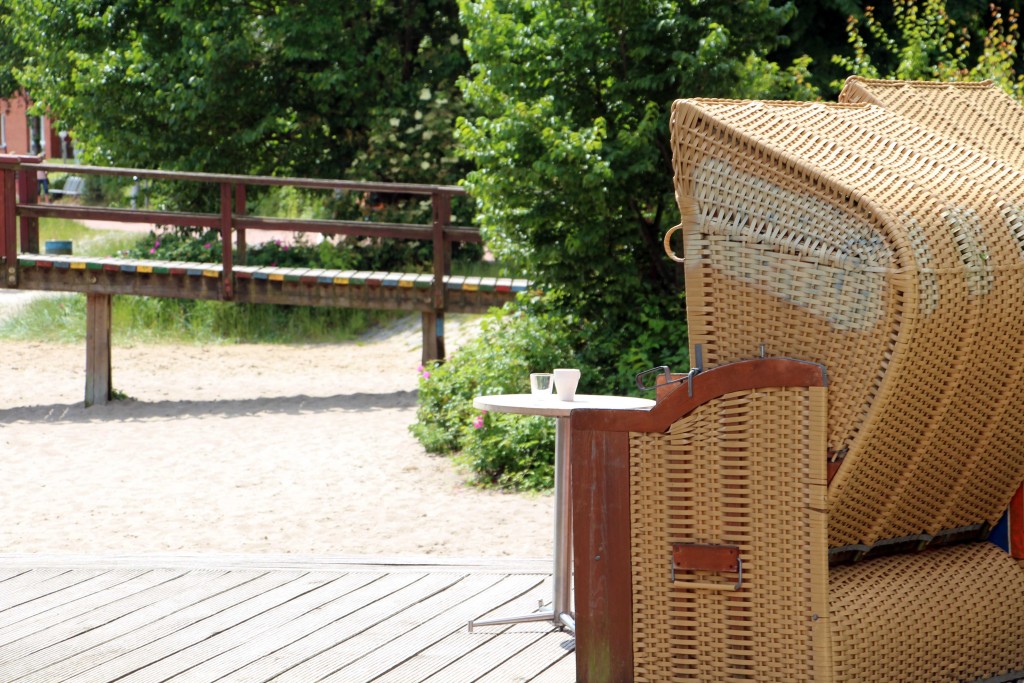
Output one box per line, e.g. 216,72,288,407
450,258,506,277
5,217,499,345
6,219,405,344
0,294,405,344
37,217,145,257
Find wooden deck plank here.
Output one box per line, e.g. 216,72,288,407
0,569,154,646
53,571,304,683
0,554,553,574
378,576,556,682
319,574,542,682
62,571,331,683
114,571,377,683
0,569,105,614
527,646,577,683
0,567,69,596
0,569,32,584
421,633,556,683
0,569,231,680
474,631,576,683
0,560,573,683
270,573,502,682
221,572,459,682
166,571,428,682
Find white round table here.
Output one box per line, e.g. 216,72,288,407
468,393,655,633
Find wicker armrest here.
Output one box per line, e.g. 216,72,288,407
569,358,828,683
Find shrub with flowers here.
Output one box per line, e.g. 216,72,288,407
410,293,577,490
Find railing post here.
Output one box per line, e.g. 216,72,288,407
425,191,452,363
234,183,247,265
85,293,112,407
0,156,17,286
220,182,233,299
16,157,40,254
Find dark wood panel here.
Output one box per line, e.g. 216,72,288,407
571,429,633,683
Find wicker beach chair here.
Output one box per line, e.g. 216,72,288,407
570,97,1024,682
839,77,1024,170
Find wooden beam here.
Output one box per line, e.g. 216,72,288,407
421,310,445,364
571,429,634,683
85,293,112,407
17,166,38,254
0,162,16,286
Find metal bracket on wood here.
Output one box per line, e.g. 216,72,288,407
670,543,743,591
3,260,16,287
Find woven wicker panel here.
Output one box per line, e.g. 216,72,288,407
839,77,1024,171
827,543,1024,682
629,386,829,682
671,98,1024,548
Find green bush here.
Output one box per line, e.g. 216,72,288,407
410,294,576,489
410,288,689,490
123,223,482,273
459,412,555,491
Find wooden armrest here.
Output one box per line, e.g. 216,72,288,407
571,358,827,434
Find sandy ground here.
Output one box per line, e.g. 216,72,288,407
0,300,553,559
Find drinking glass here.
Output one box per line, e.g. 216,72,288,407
530,372,554,396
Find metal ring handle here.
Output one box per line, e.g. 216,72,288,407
663,224,685,263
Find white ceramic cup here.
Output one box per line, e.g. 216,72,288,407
530,372,553,395
553,368,581,401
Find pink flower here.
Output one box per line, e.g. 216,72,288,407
473,413,486,429
203,242,212,250
422,370,431,380
149,247,156,254
282,244,290,251
154,240,161,248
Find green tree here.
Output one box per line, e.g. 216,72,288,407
456,0,817,387
411,0,820,489
9,0,469,183
0,2,24,98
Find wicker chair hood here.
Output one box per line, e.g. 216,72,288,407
671,97,1024,548
840,76,1024,170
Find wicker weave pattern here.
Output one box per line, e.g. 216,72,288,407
839,77,1024,170
671,98,1024,548
629,387,828,682
827,543,1024,682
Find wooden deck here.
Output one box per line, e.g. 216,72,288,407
0,555,576,682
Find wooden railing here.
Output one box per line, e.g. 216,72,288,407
0,154,501,364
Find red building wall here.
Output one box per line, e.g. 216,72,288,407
0,92,70,159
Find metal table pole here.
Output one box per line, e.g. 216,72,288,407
468,415,574,633
552,415,575,630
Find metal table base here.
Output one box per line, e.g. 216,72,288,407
469,416,575,633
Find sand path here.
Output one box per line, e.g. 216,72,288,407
0,308,553,559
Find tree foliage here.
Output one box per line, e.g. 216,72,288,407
834,0,1024,98
455,0,817,392
10,0,469,183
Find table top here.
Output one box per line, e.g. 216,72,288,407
473,393,655,418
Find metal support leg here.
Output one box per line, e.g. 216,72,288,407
552,415,574,631
469,415,574,633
